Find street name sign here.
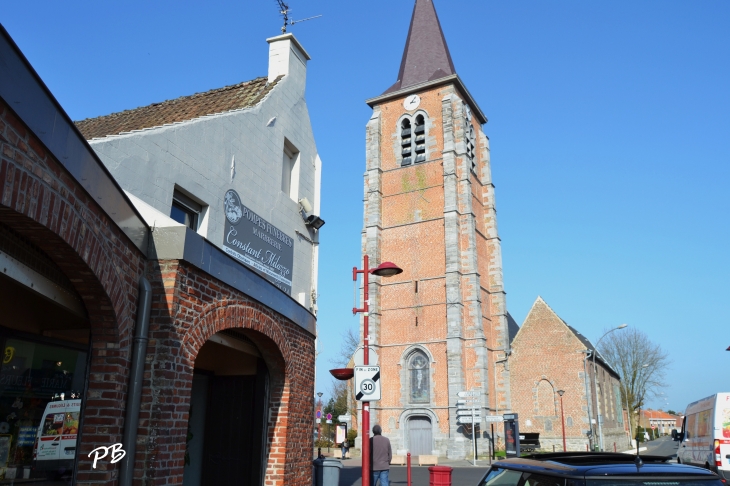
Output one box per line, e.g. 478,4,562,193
338,415,352,422
354,366,381,401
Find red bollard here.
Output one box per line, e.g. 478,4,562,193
407,453,412,486
428,465,453,486
586,444,589,451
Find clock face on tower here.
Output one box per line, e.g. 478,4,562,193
404,94,420,111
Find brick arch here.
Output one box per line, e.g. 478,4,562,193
536,378,557,417
0,101,143,344
181,301,291,370
179,300,294,484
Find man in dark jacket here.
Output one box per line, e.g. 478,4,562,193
370,424,392,486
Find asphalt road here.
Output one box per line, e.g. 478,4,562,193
641,435,681,458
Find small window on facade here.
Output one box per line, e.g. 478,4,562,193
282,139,300,201
544,419,553,432
408,351,429,403
170,190,202,230
401,119,412,166
566,416,573,427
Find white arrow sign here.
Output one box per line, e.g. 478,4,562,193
338,415,352,422
456,409,478,416
482,415,504,422
457,416,482,424
458,391,480,398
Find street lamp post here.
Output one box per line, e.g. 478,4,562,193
592,324,627,451
557,390,566,451
353,255,402,486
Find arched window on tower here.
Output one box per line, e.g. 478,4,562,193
408,351,430,403
414,115,426,164
401,119,412,166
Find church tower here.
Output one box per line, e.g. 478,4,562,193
360,0,512,459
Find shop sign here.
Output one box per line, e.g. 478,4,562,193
222,190,294,294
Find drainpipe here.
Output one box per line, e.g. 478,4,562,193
119,277,152,486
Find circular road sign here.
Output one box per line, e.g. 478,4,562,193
360,379,376,396
316,410,321,419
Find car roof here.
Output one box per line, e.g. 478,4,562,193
492,453,720,479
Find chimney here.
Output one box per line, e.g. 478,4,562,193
266,33,311,88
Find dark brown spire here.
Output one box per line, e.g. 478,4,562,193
383,0,456,94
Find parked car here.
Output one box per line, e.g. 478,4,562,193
676,393,730,480
476,452,724,486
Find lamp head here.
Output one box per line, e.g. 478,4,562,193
370,261,403,277
617,323,628,329
557,390,565,397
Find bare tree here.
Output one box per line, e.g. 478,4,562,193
330,326,359,367
597,327,670,412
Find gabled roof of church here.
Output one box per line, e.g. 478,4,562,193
75,76,281,140
383,0,456,95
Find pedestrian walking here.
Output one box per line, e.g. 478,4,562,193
370,424,392,486
341,438,349,460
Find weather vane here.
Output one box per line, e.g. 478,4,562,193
275,0,322,33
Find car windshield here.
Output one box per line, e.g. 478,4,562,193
586,480,725,486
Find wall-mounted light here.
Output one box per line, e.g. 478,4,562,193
298,197,325,230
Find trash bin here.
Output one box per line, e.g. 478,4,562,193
428,465,453,486
312,457,343,486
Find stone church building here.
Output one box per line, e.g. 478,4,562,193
356,0,512,459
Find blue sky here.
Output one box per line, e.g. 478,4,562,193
3,0,728,413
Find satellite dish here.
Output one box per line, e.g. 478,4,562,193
352,346,378,366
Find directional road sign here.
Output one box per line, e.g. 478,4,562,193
457,416,482,424
354,366,381,401
482,415,504,422
458,391,480,398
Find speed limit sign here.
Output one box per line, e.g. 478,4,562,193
354,366,381,402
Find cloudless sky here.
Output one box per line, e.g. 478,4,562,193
2,0,728,413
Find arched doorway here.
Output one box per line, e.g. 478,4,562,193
183,330,270,486
408,416,433,456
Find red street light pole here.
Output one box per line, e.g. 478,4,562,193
353,255,402,486
557,390,566,451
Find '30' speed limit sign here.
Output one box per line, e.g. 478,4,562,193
354,366,381,402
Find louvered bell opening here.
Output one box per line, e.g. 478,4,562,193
402,146,412,156
415,135,425,143
414,124,425,135
401,127,411,137
402,156,413,166
415,144,426,154
401,138,412,147
415,154,426,163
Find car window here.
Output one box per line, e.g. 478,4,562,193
478,467,525,486
524,473,565,486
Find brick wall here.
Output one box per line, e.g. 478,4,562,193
510,297,627,451
0,97,146,483
135,260,315,485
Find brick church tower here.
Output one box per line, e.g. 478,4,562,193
359,0,512,459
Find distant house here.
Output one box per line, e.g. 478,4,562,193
510,297,628,451
639,409,681,435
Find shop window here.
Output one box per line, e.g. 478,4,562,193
282,139,300,202
170,190,203,231
0,335,87,479
408,350,429,403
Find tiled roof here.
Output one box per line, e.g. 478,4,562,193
75,76,281,140
643,409,680,420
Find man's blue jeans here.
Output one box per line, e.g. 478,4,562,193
373,469,389,486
